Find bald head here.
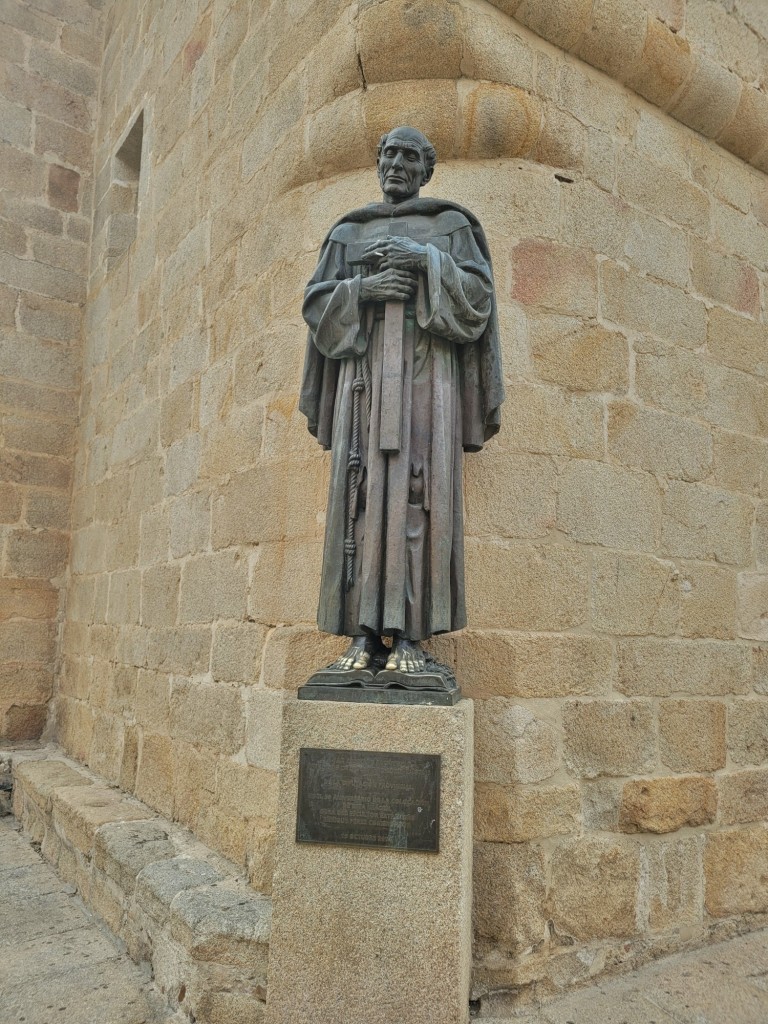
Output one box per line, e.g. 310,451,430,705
377,126,437,204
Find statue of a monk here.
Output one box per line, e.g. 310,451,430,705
300,126,504,690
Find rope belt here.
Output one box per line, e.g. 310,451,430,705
344,357,371,591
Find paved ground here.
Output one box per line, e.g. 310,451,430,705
2,813,767,1024
0,816,169,1024
486,930,768,1024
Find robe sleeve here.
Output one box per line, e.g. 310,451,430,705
415,225,493,344
302,239,366,360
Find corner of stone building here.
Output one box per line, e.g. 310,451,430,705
5,0,768,1015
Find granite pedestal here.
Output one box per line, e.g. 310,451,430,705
265,698,474,1024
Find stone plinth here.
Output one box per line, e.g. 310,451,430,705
266,698,474,1024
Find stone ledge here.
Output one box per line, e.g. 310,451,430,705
4,745,271,1024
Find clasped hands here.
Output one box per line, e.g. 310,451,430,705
358,236,428,303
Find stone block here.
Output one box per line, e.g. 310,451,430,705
459,82,541,160
473,841,546,956
626,17,691,110
248,539,324,625
692,238,760,317
475,699,558,784
728,699,768,765
456,631,612,699
563,699,656,778
671,53,742,140
466,541,589,631
179,549,248,624
592,551,679,636
135,856,223,924
600,262,706,348
548,837,641,940
358,0,463,85
14,758,92,814
678,562,737,640
93,820,177,893
608,401,712,482
719,768,768,826
170,680,244,755
170,883,271,968
5,529,69,579
245,689,284,772
619,776,717,834
581,778,621,831
737,572,768,640
475,782,580,842
212,622,268,684
516,0,593,50
558,460,661,551
662,481,753,566
135,732,175,819
659,699,726,772
141,564,180,628
169,490,210,558
704,826,768,916
708,306,768,378
496,382,603,459
530,316,629,393
51,785,153,856
647,837,703,931
464,453,556,539
145,626,211,675
266,699,474,1024
577,0,648,77
260,625,346,691
618,638,751,697
511,240,598,316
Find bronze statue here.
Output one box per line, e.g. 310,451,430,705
300,126,504,693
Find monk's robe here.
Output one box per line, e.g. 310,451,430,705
300,198,504,642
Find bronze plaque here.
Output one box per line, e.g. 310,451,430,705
296,748,440,852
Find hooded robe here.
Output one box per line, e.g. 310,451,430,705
300,198,504,641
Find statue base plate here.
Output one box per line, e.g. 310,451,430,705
298,683,461,706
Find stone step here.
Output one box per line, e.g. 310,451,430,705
4,745,271,1024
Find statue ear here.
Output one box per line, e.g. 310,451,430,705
421,166,434,185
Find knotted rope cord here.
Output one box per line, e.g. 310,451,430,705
344,360,366,590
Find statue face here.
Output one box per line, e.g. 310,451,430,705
377,134,429,202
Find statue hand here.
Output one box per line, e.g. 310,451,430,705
362,236,428,272
359,268,417,302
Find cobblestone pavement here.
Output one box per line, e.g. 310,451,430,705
0,816,170,1024
3,813,767,1024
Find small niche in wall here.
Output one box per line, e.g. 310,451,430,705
104,110,144,268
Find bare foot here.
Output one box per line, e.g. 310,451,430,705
330,635,382,671
385,637,426,673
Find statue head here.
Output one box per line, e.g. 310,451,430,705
377,126,437,203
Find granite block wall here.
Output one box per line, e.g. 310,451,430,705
24,0,768,1004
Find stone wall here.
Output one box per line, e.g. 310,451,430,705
0,0,101,741
48,0,768,1005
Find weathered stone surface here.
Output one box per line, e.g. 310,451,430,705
659,699,726,772
51,786,154,856
704,827,768,916
719,768,768,826
617,639,751,696
563,700,656,777
647,836,703,931
266,700,473,1024
475,782,580,842
135,856,223,924
473,840,546,956
93,820,177,893
728,699,768,765
619,777,717,833
170,883,271,967
548,837,641,940
475,699,558,784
